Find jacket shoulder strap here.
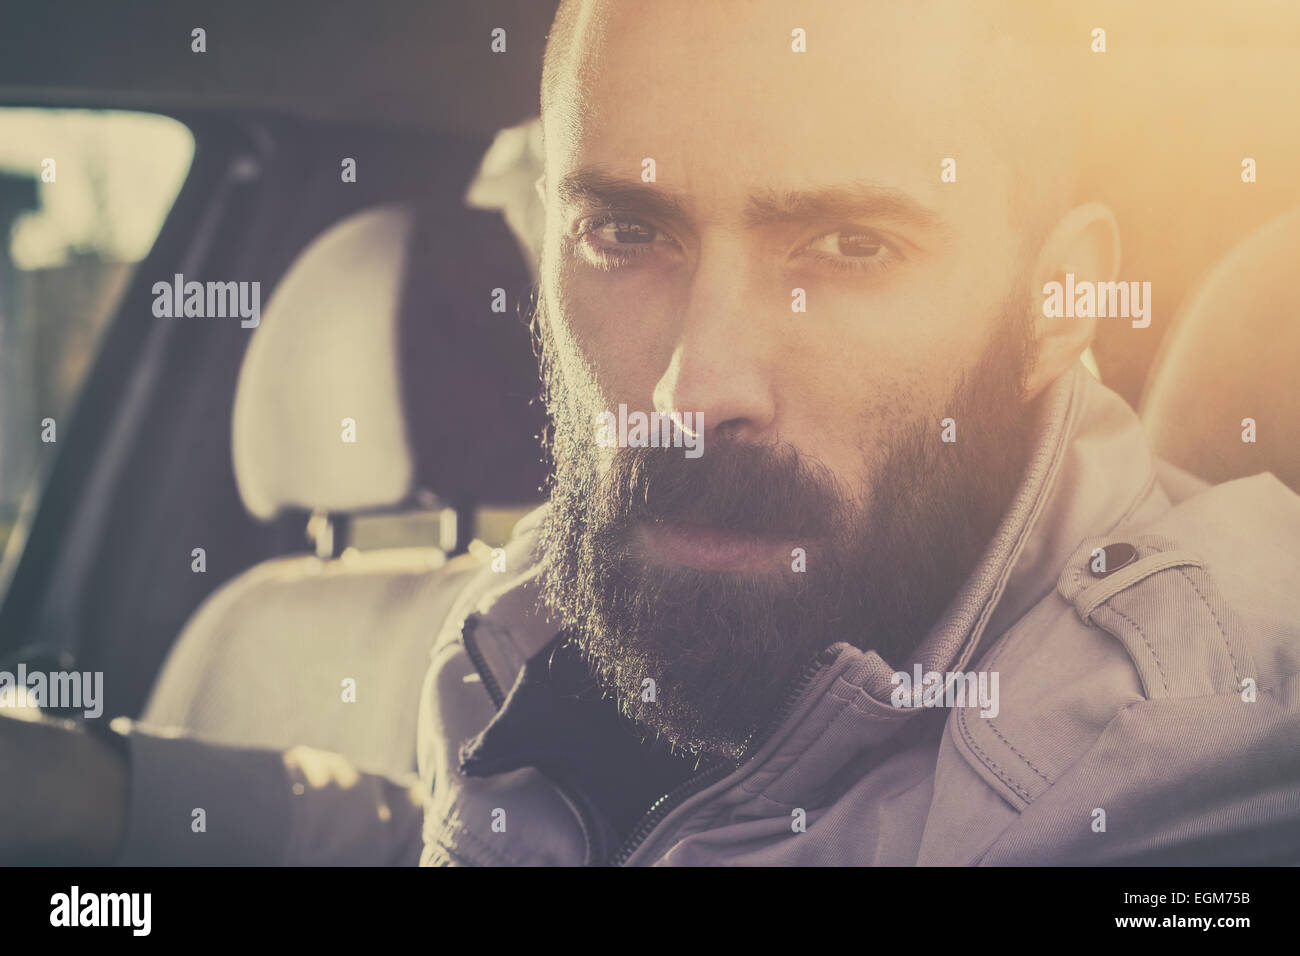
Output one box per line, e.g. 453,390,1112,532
1056,533,1258,700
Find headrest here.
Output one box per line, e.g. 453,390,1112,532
396,204,549,506
1140,205,1300,492
232,204,417,520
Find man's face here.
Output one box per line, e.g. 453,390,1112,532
535,0,1043,761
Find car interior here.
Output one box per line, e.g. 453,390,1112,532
1,1,1298,782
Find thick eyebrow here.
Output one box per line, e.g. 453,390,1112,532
556,165,944,234
744,184,943,231
556,166,692,226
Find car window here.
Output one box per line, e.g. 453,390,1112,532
0,108,193,598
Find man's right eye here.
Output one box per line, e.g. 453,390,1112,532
575,215,679,269
587,217,659,244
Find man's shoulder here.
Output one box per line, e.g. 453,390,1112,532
1048,470,1300,688
949,471,1300,818
1137,470,1300,585
1076,470,1300,682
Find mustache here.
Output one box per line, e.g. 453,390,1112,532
594,435,848,539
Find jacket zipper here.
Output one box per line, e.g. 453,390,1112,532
460,615,607,863
460,615,506,707
606,644,842,866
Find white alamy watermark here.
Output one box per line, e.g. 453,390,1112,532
890,664,999,718
50,886,151,936
0,664,103,718
152,273,261,328
1042,273,1151,329
595,404,704,459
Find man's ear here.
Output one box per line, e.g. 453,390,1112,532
1025,201,1121,396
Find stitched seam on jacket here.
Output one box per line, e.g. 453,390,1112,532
1177,567,1244,686
982,717,1052,784
1103,604,1170,697
953,616,1054,801
956,713,1033,803
842,676,915,722
953,376,1084,671
972,697,1150,865
951,630,1033,804
1079,553,1203,619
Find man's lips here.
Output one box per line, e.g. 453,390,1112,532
634,519,794,572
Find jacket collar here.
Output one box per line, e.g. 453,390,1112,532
457,361,1162,805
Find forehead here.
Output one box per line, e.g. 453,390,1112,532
545,0,1012,220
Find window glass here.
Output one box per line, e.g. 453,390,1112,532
0,108,194,593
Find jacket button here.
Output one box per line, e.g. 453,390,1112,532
1089,542,1138,578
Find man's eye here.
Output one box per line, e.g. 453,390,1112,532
800,228,899,274
576,215,677,270
589,218,660,244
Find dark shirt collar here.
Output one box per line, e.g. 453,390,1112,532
459,632,700,856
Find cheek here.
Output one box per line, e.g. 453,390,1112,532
771,290,982,492
549,250,678,404
818,267,1004,396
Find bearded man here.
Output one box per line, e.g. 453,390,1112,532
3,0,1299,868
411,0,1300,865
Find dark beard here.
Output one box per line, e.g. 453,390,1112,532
534,295,1038,763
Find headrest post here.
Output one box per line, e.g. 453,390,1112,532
306,511,334,560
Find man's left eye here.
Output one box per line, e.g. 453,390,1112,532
796,228,902,275
804,229,887,259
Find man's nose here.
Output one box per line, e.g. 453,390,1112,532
651,245,778,443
